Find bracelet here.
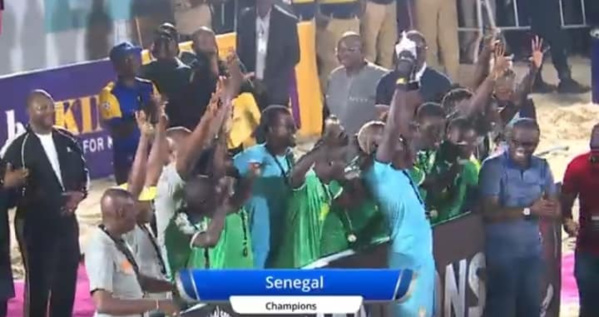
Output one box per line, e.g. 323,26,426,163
189,231,202,248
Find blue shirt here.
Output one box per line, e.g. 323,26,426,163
99,78,158,167
478,151,557,260
364,161,433,268
233,144,293,267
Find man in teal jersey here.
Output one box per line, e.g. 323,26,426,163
363,49,435,316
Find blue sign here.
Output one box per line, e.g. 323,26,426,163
176,269,415,302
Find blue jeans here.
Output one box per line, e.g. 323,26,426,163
574,251,599,317
484,254,543,317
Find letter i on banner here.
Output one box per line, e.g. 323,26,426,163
0,0,4,35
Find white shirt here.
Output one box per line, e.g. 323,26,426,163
154,163,186,278
414,62,427,82
85,228,147,317
255,9,272,80
36,133,64,188
124,225,170,300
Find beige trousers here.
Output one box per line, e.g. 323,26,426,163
416,0,460,81
360,1,398,69
173,3,212,36
316,18,360,92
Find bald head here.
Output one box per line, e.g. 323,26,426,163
27,89,53,108
101,188,134,215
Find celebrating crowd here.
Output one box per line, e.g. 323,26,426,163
0,0,598,317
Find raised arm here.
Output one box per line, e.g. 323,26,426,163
175,88,220,180
462,44,509,119
512,37,543,106
127,112,152,197
376,54,420,164
468,31,499,90
144,110,169,187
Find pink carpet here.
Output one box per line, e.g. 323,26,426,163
561,252,579,304
6,254,581,315
7,265,94,317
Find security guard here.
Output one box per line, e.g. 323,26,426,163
99,42,159,185
316,0,363,91
3,90,89,317
292,0,317,21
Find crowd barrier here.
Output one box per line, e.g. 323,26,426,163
181,212,562,317
0,22,323,179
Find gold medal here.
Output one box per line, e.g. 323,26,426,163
347,234,357,243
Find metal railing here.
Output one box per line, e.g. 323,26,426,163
458,0,589,61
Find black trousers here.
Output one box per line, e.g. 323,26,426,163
15,214,80,317
528,0,571,81
0,300,6,317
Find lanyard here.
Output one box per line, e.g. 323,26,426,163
138,224,168,276
265,148,293,186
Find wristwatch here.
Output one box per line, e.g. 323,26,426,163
522,208,532,220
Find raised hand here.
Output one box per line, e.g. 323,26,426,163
492,43,511,79
135,111,154,137
482,28,500,52
530,36,544,69
323,116,349,148
3,163,29,189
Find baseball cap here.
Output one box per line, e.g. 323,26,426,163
109,42,142,63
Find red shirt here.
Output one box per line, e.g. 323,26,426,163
562,152,599,255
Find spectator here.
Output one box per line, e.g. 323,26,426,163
171,0,216,41
0,160,28,317
140,25,194,129
478,118,559,317
360,0,397,69
85,188,178,317
315,0,361,91
561,124,599,317
236,0,300,106
459,0,495,63
3,90,89,317
529,0,590,93
100,42,159,184
325,32,387,137
376,30,451,109
415,0,459,81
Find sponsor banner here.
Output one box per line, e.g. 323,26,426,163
0,60,116,179
0,22,322,180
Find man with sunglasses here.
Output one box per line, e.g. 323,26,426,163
561,124,599,316
478,118,559,317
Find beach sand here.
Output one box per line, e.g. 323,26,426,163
7,57,596,317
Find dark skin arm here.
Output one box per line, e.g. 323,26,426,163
462,44,509,119
191,204,230,248
289,145,326,189
175,88,220,180
144,112,169,187
468,31,498,90
481,197,526,223
92,291,178,316
139,275,174,293
127,112,152,197
376,57,420,165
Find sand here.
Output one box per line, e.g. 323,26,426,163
6,57,597,317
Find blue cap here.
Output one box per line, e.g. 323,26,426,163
109,42,141,63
